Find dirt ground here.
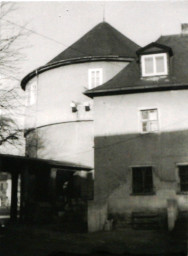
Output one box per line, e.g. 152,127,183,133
0,221,187,256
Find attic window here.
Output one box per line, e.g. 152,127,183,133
141,53,168,77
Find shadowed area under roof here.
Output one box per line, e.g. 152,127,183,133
48,21,140,64
0,153,92,171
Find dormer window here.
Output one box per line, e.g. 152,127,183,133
141,53,168,77
88,68,103,89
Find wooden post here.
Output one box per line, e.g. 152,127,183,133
20,165,29,222
10,171,18,222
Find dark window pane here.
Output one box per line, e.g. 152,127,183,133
132,168,143,193
132,167,153,194
142,122,148,132
143,167,153,193
180,184,188,192
179,166,188,191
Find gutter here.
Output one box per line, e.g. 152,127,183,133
84,83,188,98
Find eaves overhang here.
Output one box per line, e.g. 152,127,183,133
136,42,173,57
84,83,188,98
0,153,93,171
21,56,134,90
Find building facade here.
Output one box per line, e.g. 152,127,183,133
86,34,188,232
22,22,139,168
21,22,139,227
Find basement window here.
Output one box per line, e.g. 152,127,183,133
140,109,159,133
88,68,103,89
178,166,188,192
141,53,168,77
132,166,153,195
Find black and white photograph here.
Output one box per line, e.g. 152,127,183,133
0,0,188,255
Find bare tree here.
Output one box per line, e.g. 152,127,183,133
0,2,29,153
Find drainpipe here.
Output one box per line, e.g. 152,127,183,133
35,69,39,158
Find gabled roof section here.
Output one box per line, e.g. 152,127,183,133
85,34,188,98
136,42,173,56
48,22,140,64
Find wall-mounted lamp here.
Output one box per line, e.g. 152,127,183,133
70,102,77,113
84,102,90,112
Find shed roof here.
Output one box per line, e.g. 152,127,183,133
85,34,188,97
0,153,92,172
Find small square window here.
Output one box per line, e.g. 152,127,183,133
178,166,188,192
132,166,153,194
141,53,168,77
88,68,103,89
140,109,159,133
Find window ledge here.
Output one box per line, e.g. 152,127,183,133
141,74,168,78
140,131,159,135
176,191,188,195
130,192,155,196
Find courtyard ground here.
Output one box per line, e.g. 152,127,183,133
0,219,187,256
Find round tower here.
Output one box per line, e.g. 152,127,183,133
21,22,139,168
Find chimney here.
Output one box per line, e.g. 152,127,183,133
181,23,188,35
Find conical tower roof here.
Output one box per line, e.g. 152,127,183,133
48,22,140,64
21,22,139,89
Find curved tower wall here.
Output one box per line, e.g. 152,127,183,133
25,60,128,167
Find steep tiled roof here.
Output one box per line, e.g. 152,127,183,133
48,22,140,64
85,34,188,98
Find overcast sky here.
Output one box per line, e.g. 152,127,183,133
6,0,188,78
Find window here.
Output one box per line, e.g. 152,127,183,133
178,166,188,192
132,166,153,194
141,53,168,77
27,80,37,106
88,68,103,89
140,108,158,133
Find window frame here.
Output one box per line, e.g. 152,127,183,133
88,68,103,89
139,108,159,134
176,164,188,193
141,53,168,77
131,166,154,195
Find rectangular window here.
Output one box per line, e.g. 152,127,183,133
178,166,188,192
27,80,37,106
141,53,168,77
132,166,153,194
140,108,158,133
88,68,103,89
